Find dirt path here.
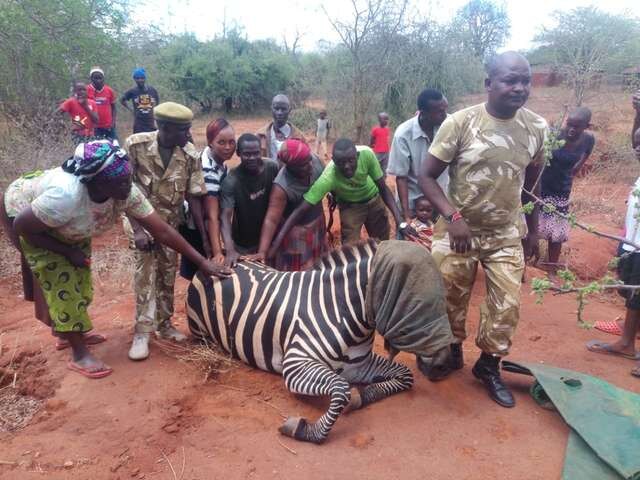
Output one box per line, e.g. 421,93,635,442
2,98,640,479
1,262,638,480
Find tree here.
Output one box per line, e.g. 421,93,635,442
158,32,296,113
323,0,409,143
0,0,129,116
452,0,510,60
534,6,640,106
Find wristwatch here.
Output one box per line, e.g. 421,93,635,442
398,222,408,231
443,211,463,224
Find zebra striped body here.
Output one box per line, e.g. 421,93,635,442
187,241,414,443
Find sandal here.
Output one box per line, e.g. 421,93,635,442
593,319,640,339
67,361,113,379
586,340,639,360
56,333,107,351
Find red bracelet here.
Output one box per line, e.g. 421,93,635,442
445,211,463,224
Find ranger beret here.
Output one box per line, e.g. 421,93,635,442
154,102,193,124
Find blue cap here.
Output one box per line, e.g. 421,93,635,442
132,67,146,79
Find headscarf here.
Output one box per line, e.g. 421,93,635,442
277,138,311,166
62,140,131,183
132,67,146,79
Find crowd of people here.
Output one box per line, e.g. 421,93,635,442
3,50,639,405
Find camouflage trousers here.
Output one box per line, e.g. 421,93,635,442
133,244,178,333
431,235,525,356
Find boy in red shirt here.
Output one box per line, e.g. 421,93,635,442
87,67,117,141
370,112,391,172
57,81,99,144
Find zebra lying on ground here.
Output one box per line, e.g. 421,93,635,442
186,240,453,443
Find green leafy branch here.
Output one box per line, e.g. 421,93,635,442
524,114,640,327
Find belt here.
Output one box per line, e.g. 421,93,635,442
337,193,379,206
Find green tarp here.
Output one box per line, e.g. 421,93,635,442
502,362,640,480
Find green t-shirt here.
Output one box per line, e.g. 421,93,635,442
303,146,383,205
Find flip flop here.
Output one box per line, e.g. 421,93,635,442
586,340,639,360
56,333,107,351
67,361,113,379
593,320,640,339
593,320,623,336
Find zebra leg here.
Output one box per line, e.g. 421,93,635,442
342,353,414,411
279,358,351,444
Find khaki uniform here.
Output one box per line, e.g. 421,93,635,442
429,103,548,356
124,131,206,333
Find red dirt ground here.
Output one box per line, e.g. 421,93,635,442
1,94,640,480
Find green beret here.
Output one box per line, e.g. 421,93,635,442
154,102,193,124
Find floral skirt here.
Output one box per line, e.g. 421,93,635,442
539,194,570,243
273,214,328,271
20,237,93,333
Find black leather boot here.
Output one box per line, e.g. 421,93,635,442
449,343,464,370
472,353,515,408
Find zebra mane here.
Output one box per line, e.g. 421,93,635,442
311,238,378,270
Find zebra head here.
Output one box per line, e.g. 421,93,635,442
365,240,455,380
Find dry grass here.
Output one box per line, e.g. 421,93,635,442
90,231,135,289
0,389,42,433
0,333,43,433
570,132,637,222
154,338,237,382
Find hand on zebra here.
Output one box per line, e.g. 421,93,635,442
199,259,233,278
224,250,240,268
242,252,266,264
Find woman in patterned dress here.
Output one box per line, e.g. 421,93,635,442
0,140,230,378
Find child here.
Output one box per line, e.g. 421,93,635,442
406,196,435,251
315,110,331,161
539,107,595,275
56,81,99,144
87,67,117,141
370,112,390,172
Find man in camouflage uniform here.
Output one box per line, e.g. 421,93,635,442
125,102,207,361
418,52,549,407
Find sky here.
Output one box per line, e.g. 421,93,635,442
133,0,640,52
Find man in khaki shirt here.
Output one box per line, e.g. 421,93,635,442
125,102,207,361
419,52,548,408
256,94,306,161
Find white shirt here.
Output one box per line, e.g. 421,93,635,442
4,167,152,243
387,115,449,215
623,177,640,252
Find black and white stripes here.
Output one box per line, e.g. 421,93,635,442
187,241,414,443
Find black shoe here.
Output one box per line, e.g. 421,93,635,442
472,353,515,408
449,343,464,370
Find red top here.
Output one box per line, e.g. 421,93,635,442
60,98,97,136
370,125,390,153
87,84,115,128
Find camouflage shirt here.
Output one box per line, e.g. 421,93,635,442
124,131,206,226
429,103,548,246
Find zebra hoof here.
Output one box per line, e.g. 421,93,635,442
279,416,307,440
345,387,363,413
